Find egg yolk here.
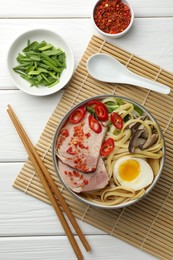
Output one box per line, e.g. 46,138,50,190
118,159,140,182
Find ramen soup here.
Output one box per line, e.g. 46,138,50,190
55,97,164,206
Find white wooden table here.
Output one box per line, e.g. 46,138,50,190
1,1,173,259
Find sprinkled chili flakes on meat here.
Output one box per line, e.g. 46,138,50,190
56,111,107,173
64,170,88,188
58,157,108,193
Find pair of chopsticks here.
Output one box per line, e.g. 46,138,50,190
7,105,91,260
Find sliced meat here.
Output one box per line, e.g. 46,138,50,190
56,112,107,172
58,157,109,193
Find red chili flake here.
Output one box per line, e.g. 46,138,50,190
83,179,89,185
94,0,131,34
85,132,91,138
61,128,69,137
73,170,80,177
67,171,72,176
74,157,89,172
74,125,84,137
74,157,82,164
64,171,68,175
78,142,88,150
78,142,83,148
56,128,69,148
66,147,77,155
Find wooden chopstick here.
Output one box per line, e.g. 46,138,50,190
7,105,91,260
7,108,83,260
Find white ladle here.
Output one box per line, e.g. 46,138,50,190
87,53,170,95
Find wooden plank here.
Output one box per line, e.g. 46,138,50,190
0,235,157,260
0,0,173,17
0,91,62,161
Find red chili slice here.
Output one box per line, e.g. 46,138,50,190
70,107,86,124
86,100,100,107
111,112,123,130
88,114,102,133
100,138,115,156
95,103,108,121
86,100,106,108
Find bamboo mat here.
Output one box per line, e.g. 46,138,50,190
13,35,173,260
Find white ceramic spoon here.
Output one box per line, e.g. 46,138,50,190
87,53,170,95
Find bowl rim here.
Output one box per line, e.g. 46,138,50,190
91,0,134,38
7,28,74,96
52,95,166,209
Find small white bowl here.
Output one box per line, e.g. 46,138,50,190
7,29,74,96
91,0,134,38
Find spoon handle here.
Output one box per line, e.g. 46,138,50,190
127,73,170,94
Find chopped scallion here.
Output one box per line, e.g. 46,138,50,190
13,39,66,88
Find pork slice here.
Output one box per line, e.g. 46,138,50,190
56,112,107,172
58,157,109,193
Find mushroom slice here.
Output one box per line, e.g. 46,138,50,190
129,116,147,133
129,122,141,133
140,127,149,139
128,129,144,153
141,134,158,150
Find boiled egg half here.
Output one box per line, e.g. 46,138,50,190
113,157,154,191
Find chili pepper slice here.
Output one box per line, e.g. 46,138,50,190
70,107,86,124
86,100,108,121
88,114,102,133
95,103,108,121
86,100,106,108
100,138,115,156
86,100,100,107
111,112,123,129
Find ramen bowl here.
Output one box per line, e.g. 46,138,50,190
52,95,165,209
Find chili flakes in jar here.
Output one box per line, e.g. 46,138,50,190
94,0,131,34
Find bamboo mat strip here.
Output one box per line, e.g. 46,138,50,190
13,35,173,260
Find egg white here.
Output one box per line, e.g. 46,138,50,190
113,157,154,191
